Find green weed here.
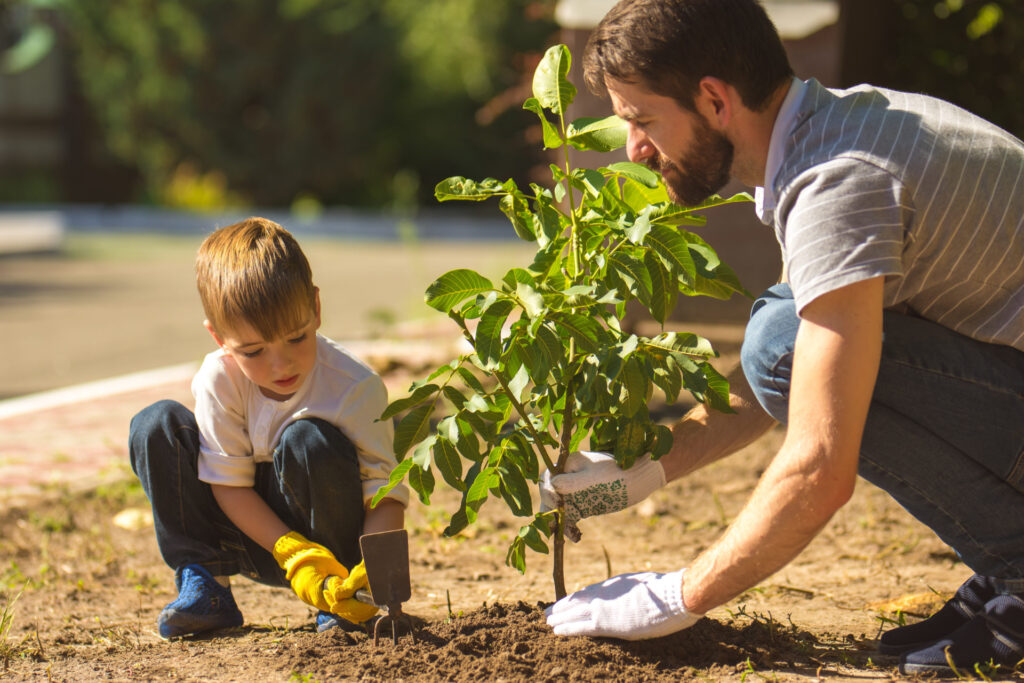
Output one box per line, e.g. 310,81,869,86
0,585,26,665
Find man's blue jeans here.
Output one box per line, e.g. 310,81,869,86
128,400,365,584
740,284,1024,586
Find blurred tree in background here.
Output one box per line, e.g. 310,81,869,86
840,0,1023,139
60,0,556,208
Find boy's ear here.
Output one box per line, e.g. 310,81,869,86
203,320,227,349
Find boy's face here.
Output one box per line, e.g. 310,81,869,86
205,293,322,401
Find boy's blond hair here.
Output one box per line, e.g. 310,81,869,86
196,217,316,340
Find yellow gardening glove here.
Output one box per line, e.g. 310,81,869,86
272,531,349,612
324,560,378,623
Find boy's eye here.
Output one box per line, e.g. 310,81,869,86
242,349,263,358
288,333,307,344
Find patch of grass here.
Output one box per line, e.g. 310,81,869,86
0,585,26,665
91,477,146,509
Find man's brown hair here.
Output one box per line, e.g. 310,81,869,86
583,0,793,112
196,217,316,340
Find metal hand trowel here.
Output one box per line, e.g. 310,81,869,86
353,528,415,645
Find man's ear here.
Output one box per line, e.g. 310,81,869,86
203,320,227,349
696,76,734,128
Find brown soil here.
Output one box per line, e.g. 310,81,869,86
5,408,1015,682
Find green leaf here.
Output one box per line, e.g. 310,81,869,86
393,403,433,460
650,424,674,459
380,383,440,420
702,361,734,413
627,208,652,245
551,313,602,353
648,203,705,227
2,23,55,74
449,415,483,462
508,362,531,403
443,462,481,536
523,97,564,149
604,161,660,187
465,465,499,524
370,459,414,508
503,267,536,290
684,191,754,211
506,536,527,573
425,269,494,312
498,462,532,517
646,224,697,282
651,352,682,403
620,355,649,418
532,43,576,117
644,251,676,325
570,168,606,198
615,414,648,468
456,366,486,395
433,437,466,491
516,282,545,319
566,115,627,152
506,431,540,482
499,193,538,242
643,331,716,358
475,299,515,370
621,178,670,211
609,253,653,304
434,176,509,202
522,519,551,551
535,324,564,371
409,463,435,505
442,385,468,410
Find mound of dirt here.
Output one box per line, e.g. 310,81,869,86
255,600,859,682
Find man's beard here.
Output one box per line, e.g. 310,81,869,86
652,117,734,207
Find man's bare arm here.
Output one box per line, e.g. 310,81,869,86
661,366,779,482
681,276,884,614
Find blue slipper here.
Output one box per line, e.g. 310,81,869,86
879,574,997,655
900,594,1024,676
158,564,244,639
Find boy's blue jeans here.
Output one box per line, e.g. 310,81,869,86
741,284,1024,588
129,400,365,585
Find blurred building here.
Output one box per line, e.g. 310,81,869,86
0,8,137,205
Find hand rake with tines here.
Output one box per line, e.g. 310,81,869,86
352,528,416,645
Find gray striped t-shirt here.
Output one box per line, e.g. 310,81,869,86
768,79,1024,351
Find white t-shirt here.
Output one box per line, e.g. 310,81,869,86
192,334,409,507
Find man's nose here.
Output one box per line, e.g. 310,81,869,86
626,125,656,165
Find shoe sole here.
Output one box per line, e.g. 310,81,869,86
878,639,938,656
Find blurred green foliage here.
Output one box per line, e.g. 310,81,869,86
61,0,556,207
878,0,1023,138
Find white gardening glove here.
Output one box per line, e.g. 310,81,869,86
539,451,666,541
545,569,702,640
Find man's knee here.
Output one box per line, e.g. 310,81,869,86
740,286,799,423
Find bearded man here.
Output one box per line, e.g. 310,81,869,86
539,0,1024,675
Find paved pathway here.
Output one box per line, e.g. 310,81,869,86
0,337,463,508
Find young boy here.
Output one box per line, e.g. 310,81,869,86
129,217,408,638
